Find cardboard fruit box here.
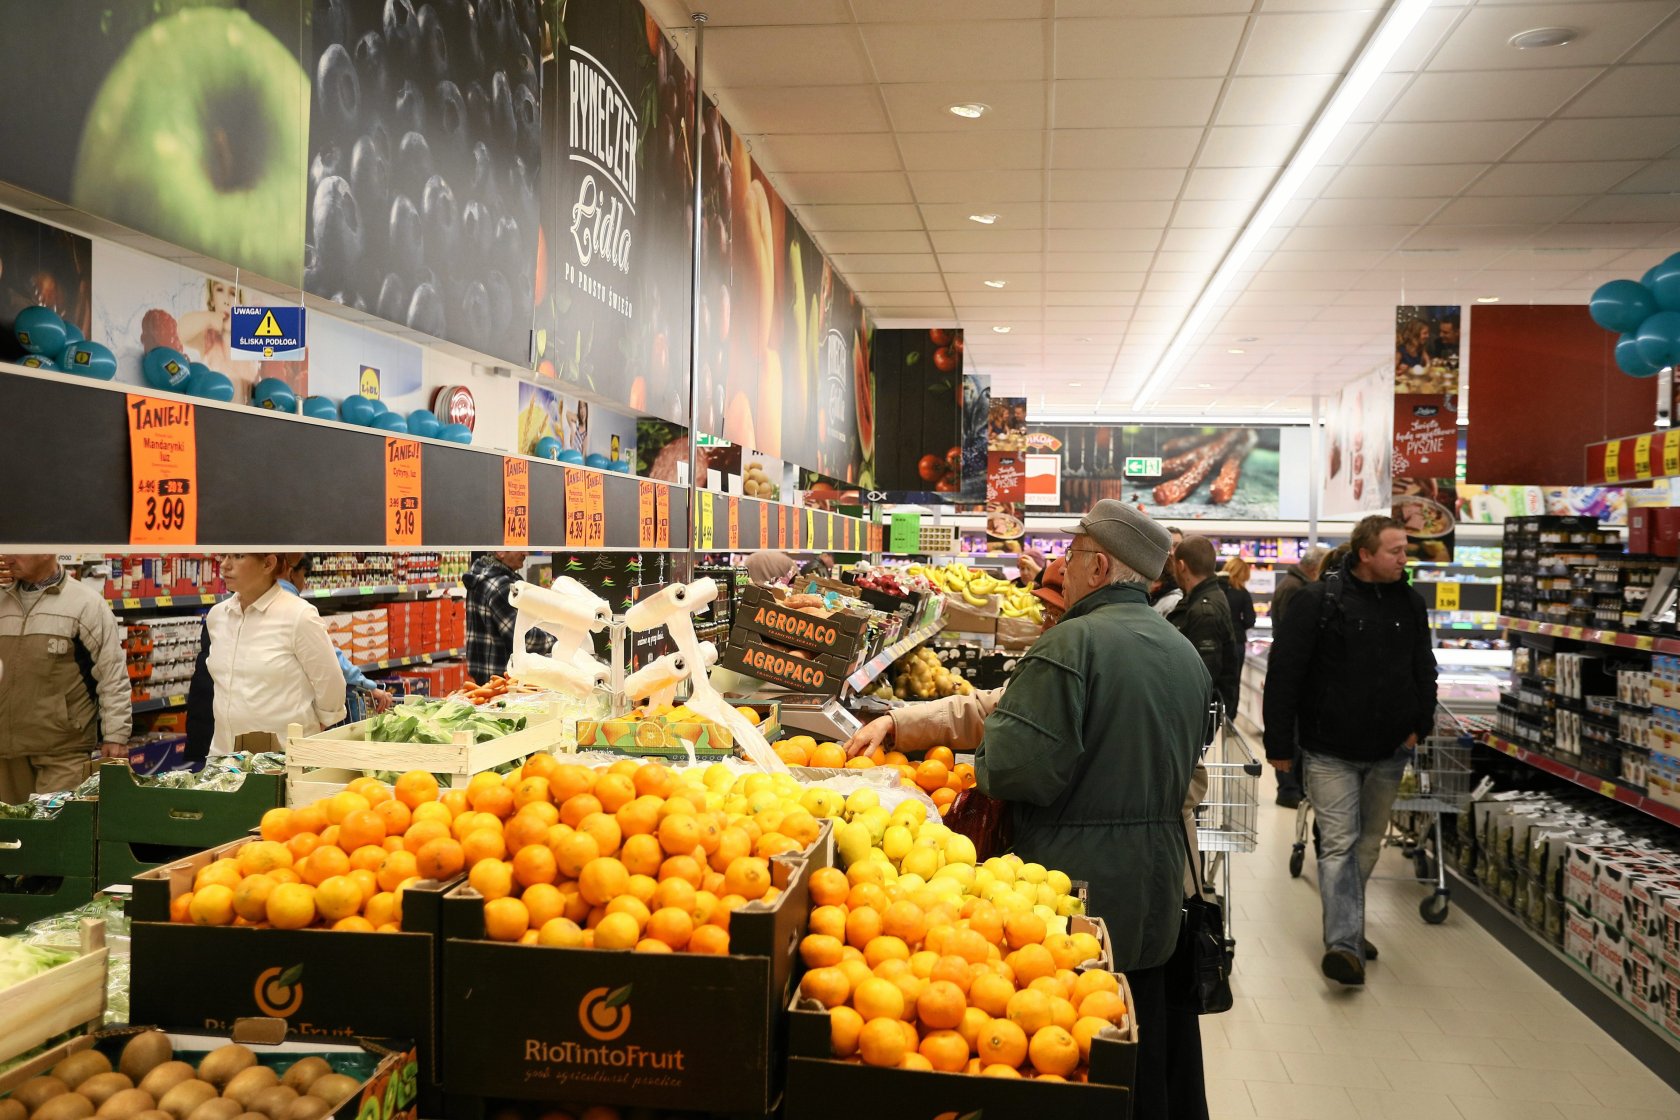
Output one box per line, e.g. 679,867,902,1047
127,836,452,1109
782,970,1138,1120
720,631,855,696
438,853,813,1115
575,700,782,759
736,585,870,657
0,1024,420,1120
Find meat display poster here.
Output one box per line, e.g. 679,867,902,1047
1321,365,1393,518
1029,424,1282,519
1392,306,1464,561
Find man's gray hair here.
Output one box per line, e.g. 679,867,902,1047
1300,545,1330,575
1104,555,1151,587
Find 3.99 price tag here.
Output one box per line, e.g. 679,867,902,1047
503,458,529,548
127,395,198,545
385,438,423,546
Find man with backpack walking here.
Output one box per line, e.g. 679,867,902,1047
1261,515,1437,986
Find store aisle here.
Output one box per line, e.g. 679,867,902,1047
1201,780,1680,1120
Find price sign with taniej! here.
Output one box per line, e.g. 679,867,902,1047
385,438,423,546
503,458,529,548
565,468,588,548
127,395,198,545
639,481,657,549
655,484,671,548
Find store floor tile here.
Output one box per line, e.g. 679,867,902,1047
1200,778,1680,1120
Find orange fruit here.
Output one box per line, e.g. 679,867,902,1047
415,837,465,882
656,813,699,856
688,925,730,955
484,897,530,942
231,875,276,923
579,857,630,906
347,868,379,904
513,776,550,810
460,827,508,868
314,875,363,922
852,976,906,1022
395,771,440,808
660,854,704,888
634,938,673,953
236,840,292,877
808,743,845,768
266,883,317,930
410,801,451,828
325,790,371,826
523,883,565,928
537,917,585,948
349,844,388,873
472,784,515,821
170,891,194,924
957,1006,990,1051
914,760,949,793
919,1029,969,1072
620,833,663,877
845,756,876,769
981,1064,1021,1078
899,1052,933,1071
189,884,236,926
810,905,848,940
560,793,604,828
848,881,889,913
626,875,658,905
606,894,652,929
577,813,623,858
259,808,292,842
593,911,640,950
646,907,694,949
195,858,242,891
917,980,967,1031
440,789,470,819
931,787,956,809
723,857,771,900
968,972,1014,1018
864,936,910,969
364,891,398,927
1044,933,1083,971
925,746,955,768
977,1017,1028,1069
1006,988,1052,1036
1028,1026,1079,1076
616,795,662,838
518,800,561,829
302,845,350,886
333,915,376,932
829,1005,864,1058
946,928,990,966
709,827,751,872
376,850,420,893
1003,911,1047,951
521,752,559,781
882,900,927,944
549,765,595,803
268,868,301,886
930,955,974,994
632,763,676,799
468,859,515,901
775,743,809,766
651,877,697,916
503,812,551,854
800,934,845,969
858,1018,908,1068
513,844,558,888
1072,1016,1110,1062
1006,943,1056,986
845,906,883,950
594,773,636,813
1071,968,1120,1006
553,832,601,879
403,819,451,855
1078,990,1128,1025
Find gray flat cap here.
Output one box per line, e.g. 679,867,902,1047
1070,499,1173,581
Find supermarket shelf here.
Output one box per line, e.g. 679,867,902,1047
1482,732,1680,829
1445,866,1680,1085
355,647,463,672
1499,614,1680,654
132,694,186,713
110,581,457,611
109,593,219,610
844,619,949,692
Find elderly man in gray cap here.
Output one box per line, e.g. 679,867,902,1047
976,498,1212,1118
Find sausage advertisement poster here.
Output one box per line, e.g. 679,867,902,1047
1023,424,1283,520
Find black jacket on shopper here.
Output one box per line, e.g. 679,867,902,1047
1168,576,1239,718
1261,559,1437,764
1271,564,1311,625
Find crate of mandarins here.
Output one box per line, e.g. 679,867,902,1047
432,756,851,1115
125,771,479,1115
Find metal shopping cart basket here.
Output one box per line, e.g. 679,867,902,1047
1196,707,1263,951
1286,702,1476,924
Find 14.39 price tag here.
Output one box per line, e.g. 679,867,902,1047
503,458,529,548
127,395,198,545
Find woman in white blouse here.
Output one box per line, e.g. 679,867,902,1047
203,553,346,754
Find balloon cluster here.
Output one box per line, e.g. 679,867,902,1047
11,305,119,382
530,435,631,471
1590,254,1680,378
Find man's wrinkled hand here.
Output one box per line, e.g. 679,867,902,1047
844,715,895,759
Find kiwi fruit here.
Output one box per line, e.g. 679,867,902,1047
29,1094,95,1120
276,1059,330,1095
279,1099,330,1120
133,1113,174,1120
138,1063,196,1101
77,1073,135,1109
221,1067,279,1110
156,1080,217,1120
119,1033,174,1083
301,1074,356,1106
185,1101,244,1120
0,1100,25,1120
52,1050,114,1089
14,1076,71,1112
94,1088,158,1119
195,1047,256,1090
245,1085,298,1120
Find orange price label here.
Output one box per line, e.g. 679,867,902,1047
126,395,199,545
503,458,529,548
639,481,657,548
778,505,788,549
385,438,423,546
1603,440,1621,483
585,472,605,548
728,496,740,550
564,468,588,547
655,485,671,548
1635,434,1653,478
759,501,770,549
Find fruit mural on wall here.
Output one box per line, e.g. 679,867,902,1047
868,327,964,493
0,209,92,363
0,1,310,286
535,0,695,427
304,0,544,365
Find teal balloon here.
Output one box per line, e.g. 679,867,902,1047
252,377,298,412
367,397,391,416
373,412,409,434
407,409,441,439
585,453,611,469
188,361,211,384
533,436,562,460
18,353,59,371
1616,334,1664,377
13,305,67,355
62,319,83,344
609,458,632,473
188,369,235,401
60,340,117,380
303,395,340,420
437,423,474,444
339,395,376,425
557,448,585,465
141,346,193,391
1590,279,1657,334
1635,311,1680,369
1648,252,1680,313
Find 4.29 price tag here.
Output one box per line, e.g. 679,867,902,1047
127,395,198,545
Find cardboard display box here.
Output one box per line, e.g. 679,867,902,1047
721,632,854,696
439,854,812,1114
782,971,1137,1120
736,585,869,657
576,700,782,759
128,836,451,1110
98,761,284,847
0,918,105,1070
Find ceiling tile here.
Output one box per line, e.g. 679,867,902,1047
919,203,1039,229
1467,160,1646,195
1054,16,1247,79
1048,200,1177,228
936,252,1048,272
1427,3,1679,71
1053,79,1223,129
929,229,1047,253
706,26,874,86
948,290,1046,307
1045,272,1150,291
843,273,949,291
1051,128,1204,169
1510,116,1680,161
797,204,924,231
1239,10,1382,76
1046,252,1156,273
1216,74,1341,127
1172,199,1262,227
1387,67,1602,122
1569,194,1680,222
849,0,1044,21
879,81,1048,132
770,171,914,204
899,130,1047,171
749,133,904,173
1614,160,1680,193
1301,196,1445,225
1163,227,1240,252
1353,120,1538,164
830,253,937,273
671,0,850,25
1183,166,1282,201
1632,15,1680,62
1045,228,1165,252
1322,162,1486,198
815,231,933,254
1433,194,1590,225
1567,64,1680,119
716,86,890,133
944,272,1045,290
1198,126,1302,167
1049,169,1187,202
907,170,1045,203
860,20,1049,82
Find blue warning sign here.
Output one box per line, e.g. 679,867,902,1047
230,306,306,360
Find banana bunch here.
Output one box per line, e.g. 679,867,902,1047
904,563,1043,623
1000,585,1045,624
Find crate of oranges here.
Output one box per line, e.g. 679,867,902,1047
793,741,977,818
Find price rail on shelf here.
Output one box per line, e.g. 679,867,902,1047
1482,732,1680,830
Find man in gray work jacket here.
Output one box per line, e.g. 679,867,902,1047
977,499,1211,1120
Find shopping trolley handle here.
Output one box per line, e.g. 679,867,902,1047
1242,760,1263,777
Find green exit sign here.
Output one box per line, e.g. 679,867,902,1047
1124,456,1162,477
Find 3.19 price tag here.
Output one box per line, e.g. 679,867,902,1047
503,458,529,548
127,395,198,545
385,438,423,546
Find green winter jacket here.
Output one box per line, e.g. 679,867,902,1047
976,582,1211,971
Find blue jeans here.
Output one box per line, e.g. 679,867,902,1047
1303,748,1408,958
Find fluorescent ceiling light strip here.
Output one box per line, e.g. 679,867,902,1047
1130,0,1433,408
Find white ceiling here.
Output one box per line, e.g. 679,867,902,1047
646,0,1680,417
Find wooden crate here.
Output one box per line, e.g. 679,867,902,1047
285,698,569,805
0,918,107,1074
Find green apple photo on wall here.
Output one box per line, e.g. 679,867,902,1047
0,2,311,288
305,0,545,365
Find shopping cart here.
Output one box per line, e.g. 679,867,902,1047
1196,708,1263,952
1286,703,1477,923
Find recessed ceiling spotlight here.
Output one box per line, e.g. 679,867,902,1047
1068,382,1082,387
1476,296,1501,303
968,213,1000,225
1237,336,1259,343
984,279,1006,288
1196,383,1213,389
948,102,989,119
1227,348,1245,354
992,325,1012,334
1509,26,1577,49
